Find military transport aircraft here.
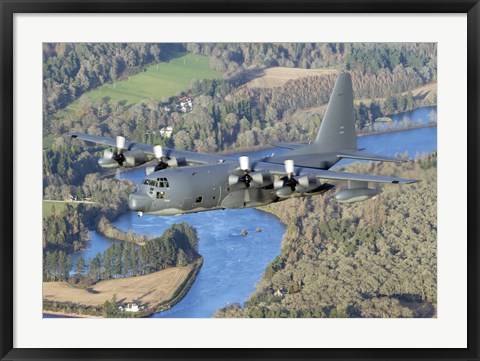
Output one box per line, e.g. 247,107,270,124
71,72,418,217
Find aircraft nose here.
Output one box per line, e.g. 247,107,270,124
128,192,152,212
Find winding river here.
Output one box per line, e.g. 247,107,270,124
64,106,437,318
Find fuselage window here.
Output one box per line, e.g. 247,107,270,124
155,178,169,188
157,191,166,199
195,196,203,203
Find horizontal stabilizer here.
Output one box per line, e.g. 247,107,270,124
272,142,305,150
337,150,407,163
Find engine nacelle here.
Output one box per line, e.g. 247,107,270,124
250,170,273,187
228,170,272,188
167,157,187,168
98,157,120,168
335,187,381,203
122,150,147,167
274,174,320,198
296,174,320,193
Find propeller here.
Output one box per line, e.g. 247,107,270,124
112,136,127,165
145,145,168,176
228,156,274,204
274,159,299,197
98,136,127,168
153,145,169,170
239,156,249,172
228,156,252,187
273,160,321,197
227,156,253,203
146,145,187,176
238,156,253,203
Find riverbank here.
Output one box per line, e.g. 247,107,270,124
43,311,103,319
357,121,437,137
216,154,438,318
43,257,203,318
96,216,150,246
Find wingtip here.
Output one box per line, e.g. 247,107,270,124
393,178,421,184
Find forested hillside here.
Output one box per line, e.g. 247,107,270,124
43,43,177,116
44,222,200,284
44,43,436,154
43,174,135,260
215,153,437,318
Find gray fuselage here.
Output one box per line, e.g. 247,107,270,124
128,154,340,216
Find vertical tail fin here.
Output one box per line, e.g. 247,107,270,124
315,72,356,152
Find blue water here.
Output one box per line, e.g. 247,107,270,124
70,231,123,268
390,106,437,124
60,107,437,318
338,126,437,167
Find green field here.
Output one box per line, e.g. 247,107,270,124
43,134,56,150
51,53,221,122
43,201,78,218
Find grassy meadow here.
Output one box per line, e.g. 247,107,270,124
87,53,221,105
43,200,79,218
49,53,221,126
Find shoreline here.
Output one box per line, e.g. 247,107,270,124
357,122,436,137
43,257,203,318
146,257,203,317
42,311,103,319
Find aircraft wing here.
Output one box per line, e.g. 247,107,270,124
251,160,419,184
337,149,407,163
272,142,305,150
70,132,230,165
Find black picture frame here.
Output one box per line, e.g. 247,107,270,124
1,1,479,360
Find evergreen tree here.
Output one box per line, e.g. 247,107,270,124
75,255,86,275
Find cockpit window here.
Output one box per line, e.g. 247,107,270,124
156,177,169,188
142,178,169,188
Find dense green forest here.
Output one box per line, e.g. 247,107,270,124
43,43,435,115
43,174,135,255
215,153,437,318
44,43,436,155
43,222,199,284
42,204,90,253
43,43,178,116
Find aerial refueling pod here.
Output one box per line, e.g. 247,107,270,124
335,180,381,203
